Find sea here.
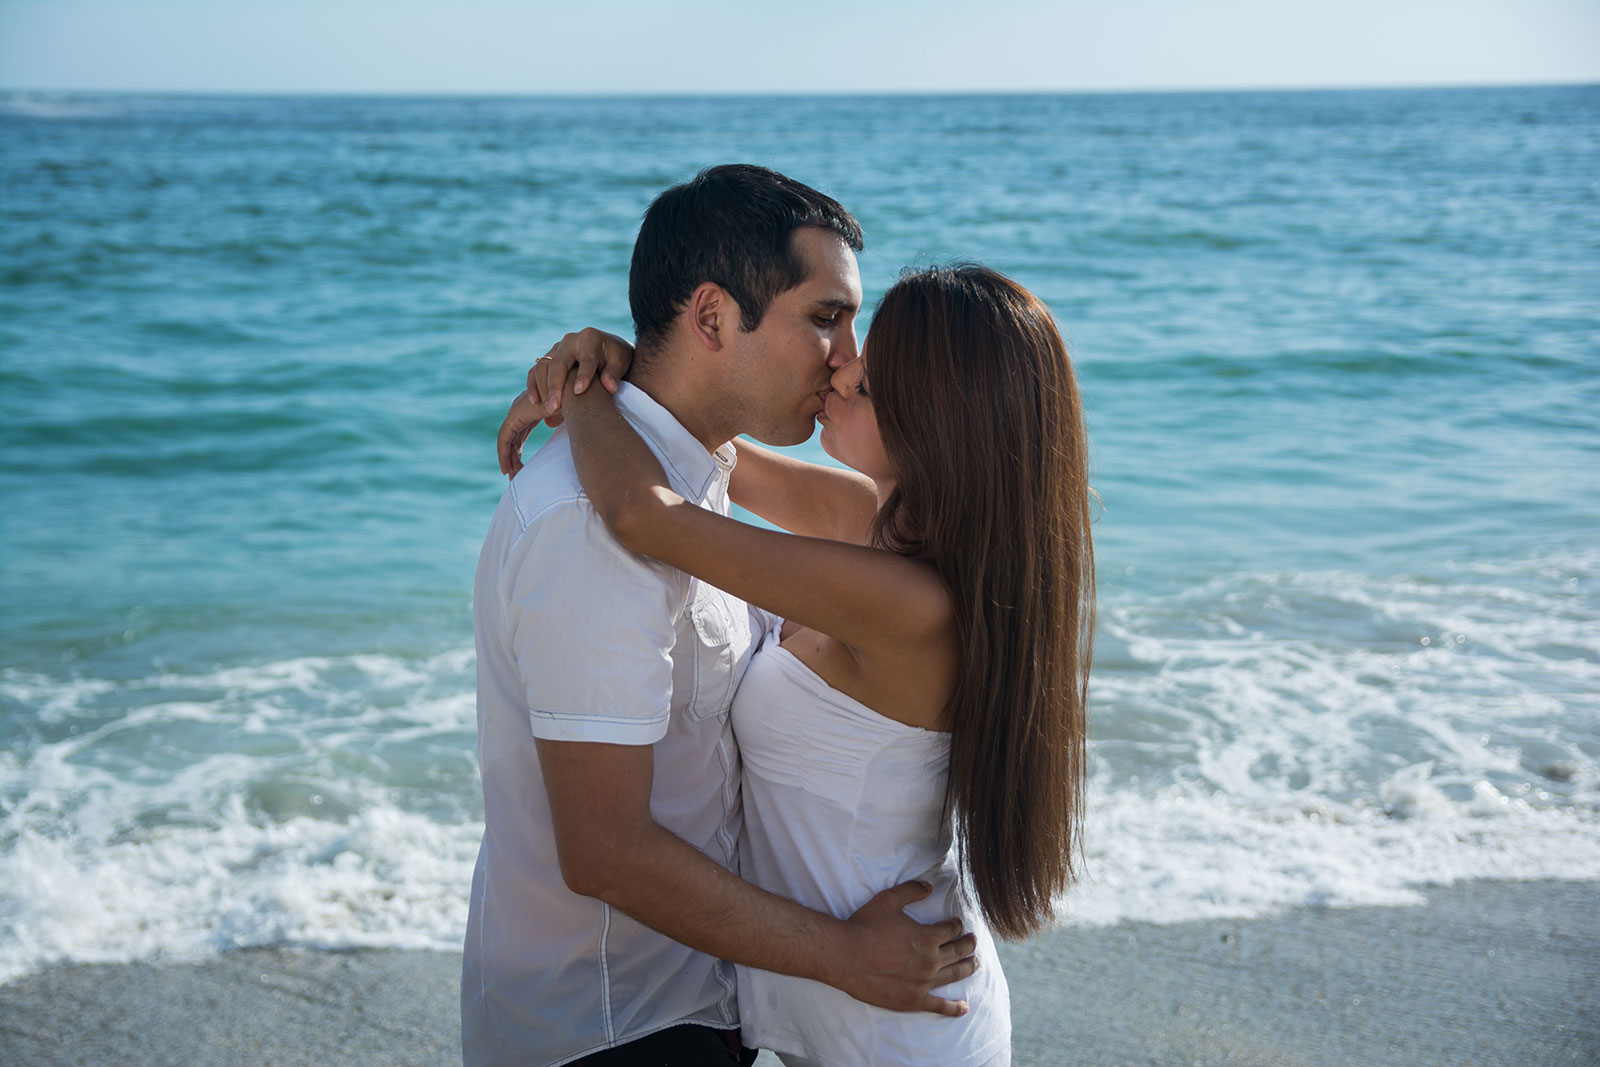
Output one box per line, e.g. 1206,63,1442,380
2,86,1597,983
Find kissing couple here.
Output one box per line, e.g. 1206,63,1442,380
466,164,1094,1067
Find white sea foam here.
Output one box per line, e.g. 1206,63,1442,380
0,92,124,121
1,554,1596,981
1066,771,1600,927
1,801,479,984
0,649,484,983
1067,552,1600,923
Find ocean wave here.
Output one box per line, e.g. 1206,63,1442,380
1068,777,1600,926
0,94,123,121
3,548,1597,982
1070,552,1600,921
0,649,482,982
0,802,478,984
1092,555,1599,801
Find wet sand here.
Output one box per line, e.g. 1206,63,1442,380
2,879,1594,1066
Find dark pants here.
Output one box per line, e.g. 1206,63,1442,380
573,1024,758,1067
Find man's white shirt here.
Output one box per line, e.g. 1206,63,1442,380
464,384,757,1067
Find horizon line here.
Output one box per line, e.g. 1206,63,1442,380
3,78,1596,99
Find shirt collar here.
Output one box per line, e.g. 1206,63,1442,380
614,382,735,503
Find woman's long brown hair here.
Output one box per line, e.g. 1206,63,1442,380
867,265,1095,940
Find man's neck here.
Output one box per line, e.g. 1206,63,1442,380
627,357,734,455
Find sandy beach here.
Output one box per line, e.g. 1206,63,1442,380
2,878,1593,1066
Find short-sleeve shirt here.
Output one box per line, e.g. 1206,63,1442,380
463,384,756,1067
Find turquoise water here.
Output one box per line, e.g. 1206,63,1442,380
2,87,1598,977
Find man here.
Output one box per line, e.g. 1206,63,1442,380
467,165,977,1067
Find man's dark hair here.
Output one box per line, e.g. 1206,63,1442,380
629,164,864,356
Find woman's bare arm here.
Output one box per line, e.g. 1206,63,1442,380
496,331,879,544
729,439,879,545
562,384,952,654
497,329,633,477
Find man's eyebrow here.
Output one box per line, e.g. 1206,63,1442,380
811,297,859,312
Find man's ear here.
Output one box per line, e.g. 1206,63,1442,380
686,282,736,352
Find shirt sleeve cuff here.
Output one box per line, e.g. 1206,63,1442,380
528,708,670,746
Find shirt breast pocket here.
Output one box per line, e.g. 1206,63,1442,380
688,586,747,721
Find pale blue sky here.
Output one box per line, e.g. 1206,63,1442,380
2,0,1597,94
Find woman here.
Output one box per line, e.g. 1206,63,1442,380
500,265,1094,1066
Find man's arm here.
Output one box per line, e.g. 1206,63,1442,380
540,737,980,1016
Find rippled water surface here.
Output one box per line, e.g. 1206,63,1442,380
3,87,1598,979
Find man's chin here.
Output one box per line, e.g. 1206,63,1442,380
750,420,818,448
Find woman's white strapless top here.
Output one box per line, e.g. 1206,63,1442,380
732,612,1010,1067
